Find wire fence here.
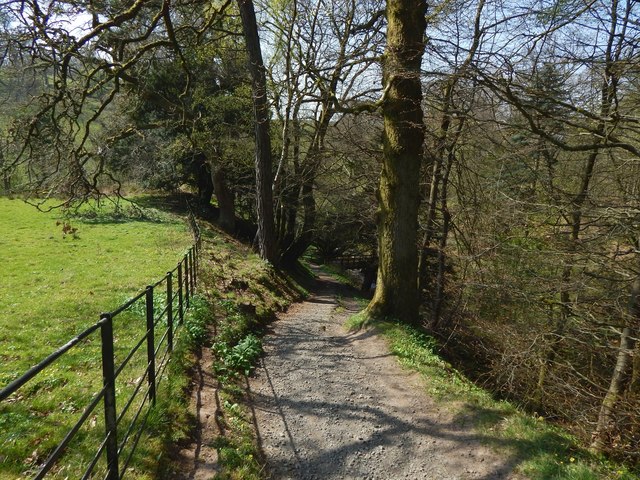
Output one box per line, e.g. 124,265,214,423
0,212,202,480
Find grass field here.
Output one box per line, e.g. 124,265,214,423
0,197,193,479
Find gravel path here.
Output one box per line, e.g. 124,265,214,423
248,270,524,480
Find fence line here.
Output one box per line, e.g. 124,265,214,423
336,254,377,270
0,212,202,480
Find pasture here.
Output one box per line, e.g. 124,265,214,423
0,197,193,478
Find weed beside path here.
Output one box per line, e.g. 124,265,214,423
161,222,306,480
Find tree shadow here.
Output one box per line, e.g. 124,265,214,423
243,268,581,479
249,364,537,479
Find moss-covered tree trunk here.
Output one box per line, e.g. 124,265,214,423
365,0,426,323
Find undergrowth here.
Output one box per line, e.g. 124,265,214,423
210,299,264,480
154,295,213,470
192,226,306,480
345,315,638,480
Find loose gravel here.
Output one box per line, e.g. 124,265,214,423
248,270,524,480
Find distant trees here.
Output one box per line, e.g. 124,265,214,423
0,0,233,204
262,0,385,264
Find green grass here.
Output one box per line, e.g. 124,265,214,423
154,294,215,476
0,197,193,479
345,316,638,480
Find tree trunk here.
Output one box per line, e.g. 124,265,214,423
237,0,277,263
194,153,214,206
536,0,623,399
364,0,426,324
418,0,482,306
590,275,639,452
279,115,301,251
0,148,9,194
212,166,236,233
590,326,634,452
431,146,456,329
281,179,315,264
591,244,640,452
535,138,598,406
281,83,339,263
418,148,443,295
631,338,640,395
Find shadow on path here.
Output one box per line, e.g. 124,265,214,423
247,268,529,479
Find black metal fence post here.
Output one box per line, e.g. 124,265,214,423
194,243,198,287
2,233,203,478
188,248,194,298
166,272,173,353
145,286,156,405
177,263,184,325
194,241,199,285
192,246,196,289
184,253,190,309
100,313,120,480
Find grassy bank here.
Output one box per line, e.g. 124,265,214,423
156,221,307,479
197,230,307,480
345,315,638,480
0,197,193,478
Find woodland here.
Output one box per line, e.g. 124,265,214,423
0,0,639,470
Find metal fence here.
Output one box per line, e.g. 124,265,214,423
336,254,377,270
0,219,201,480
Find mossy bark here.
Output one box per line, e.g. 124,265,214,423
365,0,426,324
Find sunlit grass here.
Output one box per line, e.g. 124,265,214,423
345,316,638,480
0,197,192,479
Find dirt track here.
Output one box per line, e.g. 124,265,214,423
247,270,524,480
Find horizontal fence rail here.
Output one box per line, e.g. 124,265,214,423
335,254,377,270
0,214,202,480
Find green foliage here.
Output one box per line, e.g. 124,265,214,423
183,295,213,346
212,297,262,381
97,32,256,209
214,334,262,377
153,297,213,477
216,299,255,344
213,427,261,480
210,299,265,476
197,231,306,480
